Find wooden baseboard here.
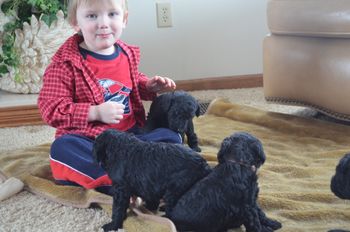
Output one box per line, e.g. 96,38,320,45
0,74,263,128
176,74,263,91
0,105,44,128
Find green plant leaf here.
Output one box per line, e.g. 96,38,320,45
0,0,67,79
41,14,58,27
4,21,20,31
0,65,8,75
14,72,23,83
1,1,14,14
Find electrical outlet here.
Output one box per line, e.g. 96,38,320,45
156,2,172,28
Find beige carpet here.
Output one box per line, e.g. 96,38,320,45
0,87,346,232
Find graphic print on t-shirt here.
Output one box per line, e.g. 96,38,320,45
98,79,131,114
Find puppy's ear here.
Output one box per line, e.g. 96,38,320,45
165,92,175,113
93,129,114,167
251,140,266,167
217,137,233,163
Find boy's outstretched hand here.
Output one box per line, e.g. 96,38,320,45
146,76,176,93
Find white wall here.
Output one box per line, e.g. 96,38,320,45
122,0,269,81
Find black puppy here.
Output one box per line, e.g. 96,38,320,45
329,153,350,232
167,132,282,232
331,153,350,199
144,90,201,152
93,129,211,231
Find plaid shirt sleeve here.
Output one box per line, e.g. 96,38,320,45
38,62,91,130
137,71,156,101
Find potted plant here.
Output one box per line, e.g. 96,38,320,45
0,0,74,93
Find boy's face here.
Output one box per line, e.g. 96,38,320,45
74,0,128,55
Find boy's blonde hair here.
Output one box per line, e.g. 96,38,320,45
67,0,128,26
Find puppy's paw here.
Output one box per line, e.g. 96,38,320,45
191,146,201,152
102,222,119,232
264,219,282,230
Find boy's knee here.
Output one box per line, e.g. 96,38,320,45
173,132,183,144
50,134,75,157
51,134,92,158
135,127,182,144
154,128,183,144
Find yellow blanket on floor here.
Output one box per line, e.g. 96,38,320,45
1,98,350,232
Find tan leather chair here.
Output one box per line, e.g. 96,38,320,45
263,0,350,121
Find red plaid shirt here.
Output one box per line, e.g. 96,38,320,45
38,34,156,139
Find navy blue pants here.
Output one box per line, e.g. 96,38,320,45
50,128,182,195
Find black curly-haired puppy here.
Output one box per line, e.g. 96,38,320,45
93,129,211,231
329,153,350,232
167,132,282,232
144,90,201,152
331,153,350,200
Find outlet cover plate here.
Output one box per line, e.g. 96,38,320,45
156,2,172,27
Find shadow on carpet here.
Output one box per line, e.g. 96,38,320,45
1,98,350,232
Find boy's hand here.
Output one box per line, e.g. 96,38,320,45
88,102,125,124
146,76,176,93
